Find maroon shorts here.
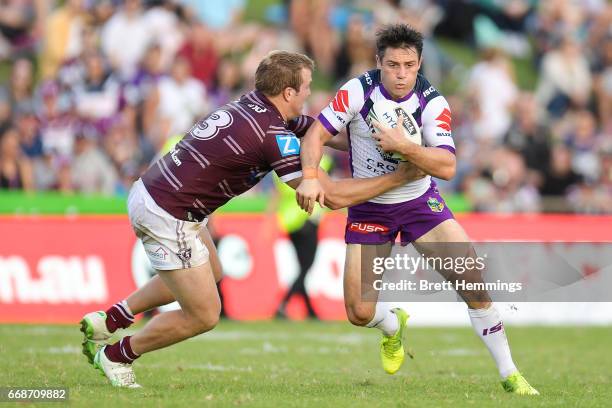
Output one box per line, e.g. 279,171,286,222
345,182,454,245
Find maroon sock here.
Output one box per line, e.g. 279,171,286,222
105,301,134,333
104,336,140,364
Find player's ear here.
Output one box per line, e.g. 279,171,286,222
375,54,382,68
283,87,294,102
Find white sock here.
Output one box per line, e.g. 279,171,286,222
468,305,517,379
366,302,399,336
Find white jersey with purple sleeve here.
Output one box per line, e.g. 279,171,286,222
318,70,455,204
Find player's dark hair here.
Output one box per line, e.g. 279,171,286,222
255,50,314,96
376,24,423,60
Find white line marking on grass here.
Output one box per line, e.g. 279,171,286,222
191,331,367,344
143,362,253,373
430,348,485,356
25,345,81,354
5,327,78,335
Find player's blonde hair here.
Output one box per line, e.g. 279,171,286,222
255,50,314,96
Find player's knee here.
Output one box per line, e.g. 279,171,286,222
346,303,374,327
186,310,220,336
184,301,221,336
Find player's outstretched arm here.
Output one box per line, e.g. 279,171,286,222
286,163,425,210
295,120,335,214
319,164,426,209
323,132,349,151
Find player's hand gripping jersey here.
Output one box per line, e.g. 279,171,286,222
318,70,455,204
142,91,313,222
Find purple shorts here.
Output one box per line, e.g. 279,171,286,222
345,182,454,245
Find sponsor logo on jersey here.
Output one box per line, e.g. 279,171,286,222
364,71,373,86
427,197,445,213
435,108,452,132
370,151,399,167
436,132,452,137
247,103,267,113
348,222,390,234
423,85,436,98
170,147,182,166
275,134,300,157
331,90,349,113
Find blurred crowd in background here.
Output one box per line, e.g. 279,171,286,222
0,0,610,213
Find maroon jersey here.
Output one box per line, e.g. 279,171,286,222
142,91,313,221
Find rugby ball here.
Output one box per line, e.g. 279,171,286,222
368,99,422,160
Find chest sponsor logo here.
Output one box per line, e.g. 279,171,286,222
371,149,399,167
348,222,390,234
275,134,300,157
332,90,349,113
435,108,452,132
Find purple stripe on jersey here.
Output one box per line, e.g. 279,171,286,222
359,87,377,120
417,93,427,118
436,145,456,155
380,83,414,103
318,113,339,136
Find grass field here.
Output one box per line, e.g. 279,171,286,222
0,321,610,407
